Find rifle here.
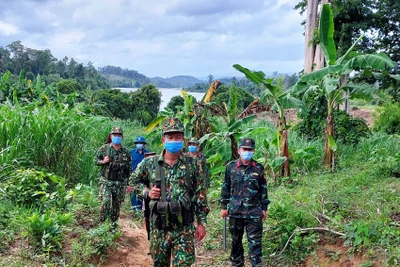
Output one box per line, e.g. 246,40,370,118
143,152,155,240
144,197,150,240
223,216,227,250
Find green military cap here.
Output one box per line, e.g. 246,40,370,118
188,137,199,144
162,118,184,134
110,126,123,135
239,138,255,148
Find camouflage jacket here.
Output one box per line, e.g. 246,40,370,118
130,150,210,224
186,152,210,189
220,159,270,219
94,144,132,184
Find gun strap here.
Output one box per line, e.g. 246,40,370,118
155,156,166,202
184,155,192,193
105,143,110,157
155,155,193,203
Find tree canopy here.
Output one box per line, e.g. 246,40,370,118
0,41,110,91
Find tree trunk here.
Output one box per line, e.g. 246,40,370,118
304,0,330,73
280,116,290,177
324,114,335,171
340,74,350,113
304,0,319,73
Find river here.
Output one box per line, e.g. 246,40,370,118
115,88,205,111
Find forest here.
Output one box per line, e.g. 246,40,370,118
1,0,400,266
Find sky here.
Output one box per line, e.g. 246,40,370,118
0,0,305,79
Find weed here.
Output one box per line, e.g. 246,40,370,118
23,211,73,253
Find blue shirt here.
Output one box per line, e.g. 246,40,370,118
131,148,148,171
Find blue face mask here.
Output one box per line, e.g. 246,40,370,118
188,145,197,153
136,144,144,149
164,141,183,154
240,151,254,161
111,136,122,145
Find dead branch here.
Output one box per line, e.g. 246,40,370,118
272,226,346,257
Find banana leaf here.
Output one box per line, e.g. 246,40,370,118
319,4,336,65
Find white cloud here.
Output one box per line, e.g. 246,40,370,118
0,21,18,36
0,0,306,77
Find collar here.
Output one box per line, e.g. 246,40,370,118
236,159,256,168
158,149,184,164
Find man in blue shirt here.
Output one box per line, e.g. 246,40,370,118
130,136,148,211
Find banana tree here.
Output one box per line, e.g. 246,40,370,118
199,85,257,173
145,80,222,140
233,65,302,177
295,4,396,171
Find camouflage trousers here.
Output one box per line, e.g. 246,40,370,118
150,224,195,267
99,179,126,223
229,217,263,267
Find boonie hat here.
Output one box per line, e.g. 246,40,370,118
188,137,199,145
110,126,123,135
162,118,184,134
239,138,255,148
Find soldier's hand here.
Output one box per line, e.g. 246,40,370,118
195,223,206,242
221,209,228,218
103,156,110,164
148,187,161,199
262,210,267,221
126,186,132,194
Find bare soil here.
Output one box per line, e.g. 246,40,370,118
102,214,152,267
102,214,230,267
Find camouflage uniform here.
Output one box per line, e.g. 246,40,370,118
187,137,210,189
94,127,132,224
220,138,270,267
130,118,209,267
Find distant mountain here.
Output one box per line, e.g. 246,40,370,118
98,65,152,88
98,65,203,88
150,75,203,88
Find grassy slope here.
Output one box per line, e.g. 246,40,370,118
200,160,400,266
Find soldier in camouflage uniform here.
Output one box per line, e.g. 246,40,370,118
186,137,210,189
94,126,132,226
220,138,270,267
130,118,209,267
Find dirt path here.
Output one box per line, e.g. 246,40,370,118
102,214,152,267
102,213,229,267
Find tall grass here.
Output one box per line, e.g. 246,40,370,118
0,104,112,184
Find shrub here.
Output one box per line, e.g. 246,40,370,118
296,95,370,144
373,103,400,134
24,211,73,253
334,110,370,144
1,169,60,207
56,79,82,94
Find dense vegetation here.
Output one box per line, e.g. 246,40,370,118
188,73,299,96
97,65,152,88
295,0,400,102
0,41,110,91
1,77,399,265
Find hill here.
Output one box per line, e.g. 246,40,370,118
98,65,203,88
98,65,151,88
150,75,202,88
